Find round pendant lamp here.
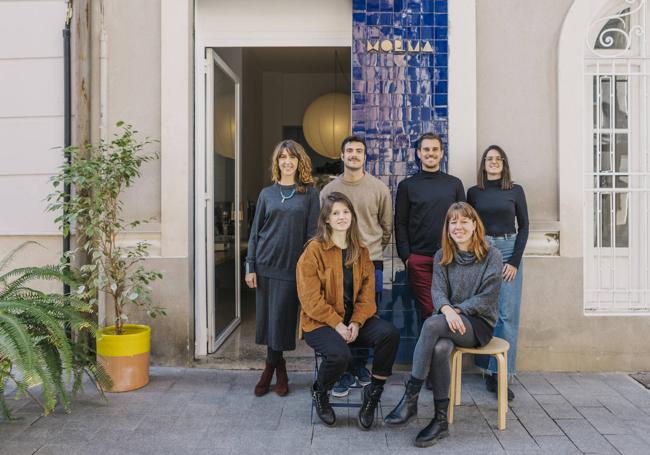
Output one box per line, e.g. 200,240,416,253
302,92,351,159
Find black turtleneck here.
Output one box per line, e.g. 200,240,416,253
395,170,466,261
467,180,529,268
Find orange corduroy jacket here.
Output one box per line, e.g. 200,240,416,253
296,239,376,337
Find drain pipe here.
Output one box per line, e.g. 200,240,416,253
97,5,108,327
63,1,72,296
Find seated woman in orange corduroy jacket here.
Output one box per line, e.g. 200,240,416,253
296,191,399,430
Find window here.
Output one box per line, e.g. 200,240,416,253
585,1,650,313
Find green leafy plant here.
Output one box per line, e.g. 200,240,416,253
47,122,164,335
0,242,110,419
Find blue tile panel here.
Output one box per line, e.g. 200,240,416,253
353,0,449,364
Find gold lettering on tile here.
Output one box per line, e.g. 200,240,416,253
367,40,380,52
421,41,434,53
407,40,420,52
380,39,393,52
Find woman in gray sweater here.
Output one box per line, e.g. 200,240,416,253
385,202,502,447
245,140,319,397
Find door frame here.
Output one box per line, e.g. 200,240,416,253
193,0,352,358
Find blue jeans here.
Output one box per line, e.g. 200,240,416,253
475,235,523,376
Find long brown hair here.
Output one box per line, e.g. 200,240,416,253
439,202,490,266
270,140,314,193
477,144,513,190
312,192,364,267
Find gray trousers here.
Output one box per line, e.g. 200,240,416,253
411,314,477,400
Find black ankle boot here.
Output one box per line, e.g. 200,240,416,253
312,383,336,426
358,383,383,430
414,399,449,447
384,378,421,426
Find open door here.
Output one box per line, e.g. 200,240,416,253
205,49,242,353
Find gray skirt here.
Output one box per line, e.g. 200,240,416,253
255,275,299,351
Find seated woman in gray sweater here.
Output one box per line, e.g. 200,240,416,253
385,202,502,448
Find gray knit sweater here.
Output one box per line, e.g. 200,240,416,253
431,247,502,328
245,184,319,281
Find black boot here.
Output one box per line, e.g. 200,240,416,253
485,373,515,401
358,383,383,430
414,399,449,448
312,383,336,426
384,378,422,426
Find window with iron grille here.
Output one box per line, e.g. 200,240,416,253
585,1,650,313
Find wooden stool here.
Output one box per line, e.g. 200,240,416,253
448,337,510,430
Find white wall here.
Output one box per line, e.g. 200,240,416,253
0,1,66,238
104,0,161,226
0,0,66,271
197,0,351,47
476,0,574,223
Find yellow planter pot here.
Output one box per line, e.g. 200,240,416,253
97,324,151,392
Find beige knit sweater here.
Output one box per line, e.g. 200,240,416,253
320,173,392,262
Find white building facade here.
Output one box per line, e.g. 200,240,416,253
1,0,649,371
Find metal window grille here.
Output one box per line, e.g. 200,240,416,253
585,0,650,314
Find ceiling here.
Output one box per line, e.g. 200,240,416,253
245,47,351,74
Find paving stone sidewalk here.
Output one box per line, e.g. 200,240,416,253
2,368,650,454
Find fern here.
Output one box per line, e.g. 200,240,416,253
0,243,111,420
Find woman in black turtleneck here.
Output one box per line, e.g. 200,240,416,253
467,145,529,401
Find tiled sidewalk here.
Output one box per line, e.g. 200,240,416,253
2,368,650,454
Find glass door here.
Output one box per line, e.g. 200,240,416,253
205,49,241,352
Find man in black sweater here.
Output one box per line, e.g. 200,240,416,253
395,133,465,319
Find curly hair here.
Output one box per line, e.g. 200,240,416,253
270,140,314,193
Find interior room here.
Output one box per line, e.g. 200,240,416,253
204,46,352,368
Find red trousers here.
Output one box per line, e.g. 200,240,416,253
407,253,435,320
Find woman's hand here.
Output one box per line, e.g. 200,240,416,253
502,264,518,282
348,322,360,343
335,323,351,342
244,272,257,288
442,305,466,335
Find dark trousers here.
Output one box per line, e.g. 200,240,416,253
407,253,435,319
349,266,383,371
304,316,400,390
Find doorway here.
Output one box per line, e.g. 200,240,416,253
196,46,350,366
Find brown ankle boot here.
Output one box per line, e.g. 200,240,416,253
254,362,275,396
275,358,289,396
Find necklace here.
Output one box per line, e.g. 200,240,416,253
280,188,296,203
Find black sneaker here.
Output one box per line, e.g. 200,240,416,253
354,366,372,387
332,372,356,398
485,374,515,401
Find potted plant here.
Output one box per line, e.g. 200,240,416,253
0,242,110,418
48,122,164,392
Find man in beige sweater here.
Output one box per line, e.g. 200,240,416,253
320,135,393,397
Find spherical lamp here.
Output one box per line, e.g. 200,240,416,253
302,92,351,159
